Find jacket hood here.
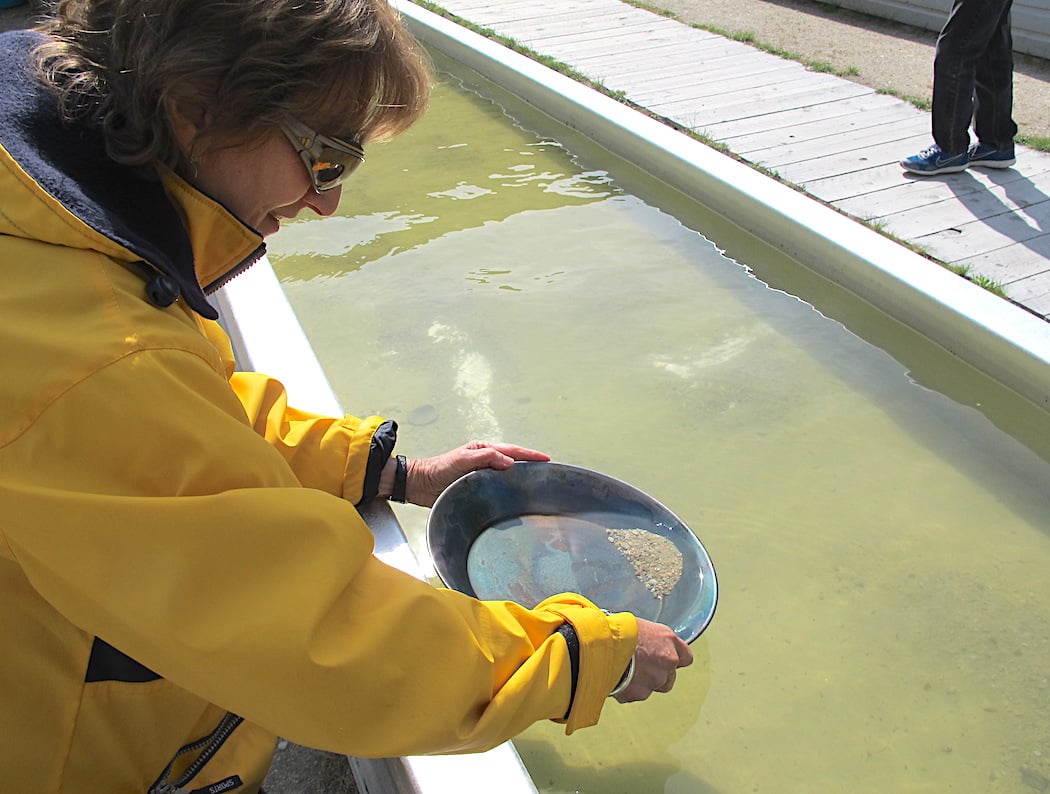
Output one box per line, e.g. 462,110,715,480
0,29,263,320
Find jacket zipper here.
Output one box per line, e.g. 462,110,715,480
202,243,267,295
149,712,244,794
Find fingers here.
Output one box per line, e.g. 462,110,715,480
614,619,692,702
656,668,676,693
492,443,550,462
456,441,549,473
621,667,676,701
406,441,550,506
463,440,550,464
675,636,694,668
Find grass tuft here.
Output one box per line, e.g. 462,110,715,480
1017,133,1050,153
876,87,933,112
621,0,678,18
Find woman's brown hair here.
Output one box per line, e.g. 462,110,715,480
34,0,432,173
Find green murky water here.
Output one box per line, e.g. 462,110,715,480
269,53,1050,794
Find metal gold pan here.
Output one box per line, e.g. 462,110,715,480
427,461,717,643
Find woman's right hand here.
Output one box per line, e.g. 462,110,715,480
404,440,550,507
613,618,693,703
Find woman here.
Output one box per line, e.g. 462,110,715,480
0,1,692,791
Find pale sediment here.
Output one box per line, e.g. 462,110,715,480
606,528,683,599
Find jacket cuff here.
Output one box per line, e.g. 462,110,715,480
535,595,638,733
555,623,580,718
357,420,397,505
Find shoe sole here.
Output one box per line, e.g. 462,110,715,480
969,159,1016,169
900,162,969,176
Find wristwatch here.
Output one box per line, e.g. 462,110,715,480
390,454,408,503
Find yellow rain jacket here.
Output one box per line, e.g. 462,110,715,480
0,30,637,794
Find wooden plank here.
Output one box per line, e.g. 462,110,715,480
626,63,811,107
592,39,771,79
776,131,931,182
707,92,911,140
504,15,684,48
881,197,1045,243
648,72,863,114
567,26,715,53
956,238,1050,285
808,162,920,202
1003,268,1050,300
647,67,844,107
439,0,594,22
605,38,784,76
835,163,1050,219
512,10,684,43
585,51,782,92
875,187,1050,241
737,109,929,162
1020,295,1050,321
535,25,705,61
435,2,560,25
651,80,873,129
611,59,801,101
914,211,1049,263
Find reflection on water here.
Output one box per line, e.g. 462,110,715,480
468,513,696,628
267,52,1050,794
267,75,611,280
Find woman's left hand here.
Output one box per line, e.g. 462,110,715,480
406,441,550,507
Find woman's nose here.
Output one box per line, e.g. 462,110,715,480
305,184,343,216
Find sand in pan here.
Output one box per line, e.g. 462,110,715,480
606,528,683,599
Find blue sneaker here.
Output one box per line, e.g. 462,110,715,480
900,145,970,175
968,142,1016,169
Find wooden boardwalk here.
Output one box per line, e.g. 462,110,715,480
431,0,1050,321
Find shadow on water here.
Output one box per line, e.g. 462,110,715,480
512,737,723,794
514,637,716,794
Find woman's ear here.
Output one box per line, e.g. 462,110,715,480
164,95,210,154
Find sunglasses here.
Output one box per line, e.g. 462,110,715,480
281,119,365,193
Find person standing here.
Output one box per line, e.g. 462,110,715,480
900,0,1018,175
